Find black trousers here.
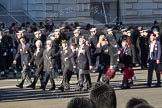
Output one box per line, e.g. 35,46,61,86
43,71,55,88
6,52,13,68
32,65,44,86
141,51,148,67
147,60,161,85
61,67,73,85
73,68,79,80
35,65,43,78
18,65,32,85
79,73,92,89
97,64,109,82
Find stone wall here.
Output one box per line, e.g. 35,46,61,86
0,0,23,12
22,0,117,24
0,0,117,24
22,0,92,23
121,0,162,25
2,0,162,25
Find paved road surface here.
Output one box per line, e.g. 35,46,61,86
0,68,162,108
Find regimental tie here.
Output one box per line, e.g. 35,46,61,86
120,48,124,57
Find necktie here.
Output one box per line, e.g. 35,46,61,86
120,48,124,57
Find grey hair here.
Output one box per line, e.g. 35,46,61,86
35,40,42,46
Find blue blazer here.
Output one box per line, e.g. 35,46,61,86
149,41,161,61
77,44,92,70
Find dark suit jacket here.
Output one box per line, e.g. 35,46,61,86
66,50,77,67
88,35,99,55
14,43,32,66
88,35,99,48
2,35,14,52
77,44,92,70
29,48,44,67
0,42,7,68
60,47,73,70
40,47,60,72
69,36,80,45
119,47,132,67
106,33,118,48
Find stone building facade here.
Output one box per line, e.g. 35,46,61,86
121,0,162,25
22,0,117,24
0,0,162,25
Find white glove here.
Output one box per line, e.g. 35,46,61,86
3,52,7,56
10,48,14,52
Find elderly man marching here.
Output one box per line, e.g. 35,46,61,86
13,37,32,88
76,36,93,91
27,40,44,89
58,40,74,91
40,39,60,91
147,33,161,87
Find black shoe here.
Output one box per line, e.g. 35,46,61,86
154,83,161,87
147,84,151,88
26,84,35,89
129,80,133,84
32,85,35,89
41,84,45,91
26,84,32,88
58,86,64,92
39,86,43,89
16,84,23,88
42,86,46,91
39,81,44,89
49,87,55,91
1,74,8,77
121,85,130,89
121,80,130,89
120,83,130,89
